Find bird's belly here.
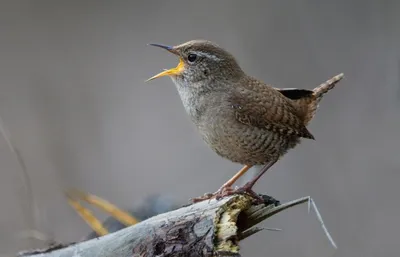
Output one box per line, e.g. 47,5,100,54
200,121,300,165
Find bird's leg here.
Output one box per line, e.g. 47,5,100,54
214,164,253,199
190,165,252,203
65,189,139,236
234,159,279,203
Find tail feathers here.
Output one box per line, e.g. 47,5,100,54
277,73,344,125
305,73,344,124
312,73,344,102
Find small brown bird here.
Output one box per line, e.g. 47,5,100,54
147,40,343,203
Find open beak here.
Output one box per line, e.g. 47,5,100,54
146,43,184,82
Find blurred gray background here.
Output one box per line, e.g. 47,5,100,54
1,0,399,256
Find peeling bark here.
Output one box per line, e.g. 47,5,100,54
18,194,335,257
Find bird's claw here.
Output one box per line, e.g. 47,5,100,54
234,182,265,204
189,192,214,203
214,186,235,200
190,183,265,205
190,186,234,203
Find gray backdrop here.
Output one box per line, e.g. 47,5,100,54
1,1,399,256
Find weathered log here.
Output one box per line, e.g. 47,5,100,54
18,194,335,257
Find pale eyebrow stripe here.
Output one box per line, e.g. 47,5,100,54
192,51,223,61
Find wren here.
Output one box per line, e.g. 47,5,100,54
147,40,344,203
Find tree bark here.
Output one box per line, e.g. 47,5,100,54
17,194,334,257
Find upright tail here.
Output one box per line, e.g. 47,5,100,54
312,73,344,102
276,73,344,125
305,73,344,124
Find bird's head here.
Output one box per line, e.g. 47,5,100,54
147,40,244,87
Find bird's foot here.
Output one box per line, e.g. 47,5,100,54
231,182,265,204
189,193,215,203
190,185,234,203
190,184,264,204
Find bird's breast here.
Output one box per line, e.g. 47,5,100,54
175,84,214,125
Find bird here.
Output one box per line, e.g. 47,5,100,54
146,39,344,203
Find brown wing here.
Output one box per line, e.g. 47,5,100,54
230,83,315,139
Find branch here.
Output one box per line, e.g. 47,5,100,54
18,194,335,257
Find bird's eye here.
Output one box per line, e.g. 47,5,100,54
187,53,197,63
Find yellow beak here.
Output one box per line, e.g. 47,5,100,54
146,43,185,82
146,58,185,82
